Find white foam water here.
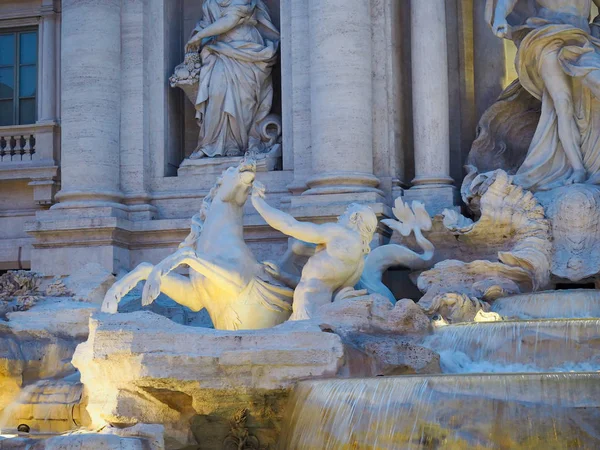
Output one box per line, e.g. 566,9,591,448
422,318,600,373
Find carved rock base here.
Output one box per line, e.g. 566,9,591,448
537,184,600,283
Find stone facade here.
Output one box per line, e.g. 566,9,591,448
0,0,520,278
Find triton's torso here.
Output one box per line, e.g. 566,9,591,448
536,0,591,19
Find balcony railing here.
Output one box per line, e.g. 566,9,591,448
0,130,36,161
0,123,59,205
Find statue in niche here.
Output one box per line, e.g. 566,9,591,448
251,183,378,321
487,0,600,191
170,0,281,161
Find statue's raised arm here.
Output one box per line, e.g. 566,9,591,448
486,0,520,38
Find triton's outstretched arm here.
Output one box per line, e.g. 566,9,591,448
251,185,329,245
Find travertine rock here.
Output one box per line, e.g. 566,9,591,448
0,299,98,413
0,433,155,450
417,259,527,309
341,335,441,376
0,271,41,300
315,295,439,377
417,170,552,308
64,263,116,304
72,311,345,447
44,278,73,297
316,295,431,336
422,292,493,325
538,184,600,282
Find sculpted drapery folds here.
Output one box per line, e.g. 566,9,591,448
487,0,600,191
185,0,279,159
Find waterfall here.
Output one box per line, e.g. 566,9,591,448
280,373,600,449
0,377,85,436
422,318,600,373
281,289,600,449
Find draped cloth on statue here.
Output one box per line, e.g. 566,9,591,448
194,0,279,157
513,20,600,191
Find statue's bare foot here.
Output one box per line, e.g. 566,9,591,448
564,169,586,185
189,149,206,160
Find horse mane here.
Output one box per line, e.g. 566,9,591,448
179,175,223,250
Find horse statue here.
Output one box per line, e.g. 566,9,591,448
101,158,295,330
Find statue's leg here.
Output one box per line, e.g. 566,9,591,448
102,263,154,313
142,250,245,306
540,48,585,182
289,280,332,321
102,262,201,313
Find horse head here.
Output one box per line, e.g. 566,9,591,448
213,157,257,207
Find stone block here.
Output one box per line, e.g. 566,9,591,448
72,312,345,448
63,263,116,304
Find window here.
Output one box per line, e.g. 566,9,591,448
0,29,38,126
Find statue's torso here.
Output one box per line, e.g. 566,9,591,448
536,0,590,20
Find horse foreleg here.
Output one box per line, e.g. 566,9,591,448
142,250,245,306
158,271,204,312
102,262,201,313
102,263,154,313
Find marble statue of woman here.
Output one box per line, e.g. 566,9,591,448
184,0,279,159
487,0,600,191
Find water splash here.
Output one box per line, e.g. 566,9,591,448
422,318,600,373
280,373,600,449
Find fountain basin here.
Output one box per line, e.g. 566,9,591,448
422,318,600,373
281,373,600,450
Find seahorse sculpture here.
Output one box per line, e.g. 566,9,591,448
101,158,295,330
358,199,434,304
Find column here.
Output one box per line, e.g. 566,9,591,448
38,1,58,123
302,0,381,198
405,0,457,214
29,0,126,276
53,0,123,209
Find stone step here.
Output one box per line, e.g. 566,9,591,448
422,318,600,373
492,289,600,319
281,373,600,450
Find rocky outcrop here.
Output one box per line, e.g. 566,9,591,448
317,295,431,335
0,424,164,450
63,263,116,304
316,295,439,376
0,299,97,413
72,312,345,448
72,294,440,449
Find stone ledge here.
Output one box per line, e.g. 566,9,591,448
72,312,345,447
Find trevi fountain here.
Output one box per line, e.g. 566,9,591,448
1,0,600,449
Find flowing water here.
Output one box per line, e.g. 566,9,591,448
491,290,600,319
0,377,86,435
281,290,600,449
422,318,600,373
